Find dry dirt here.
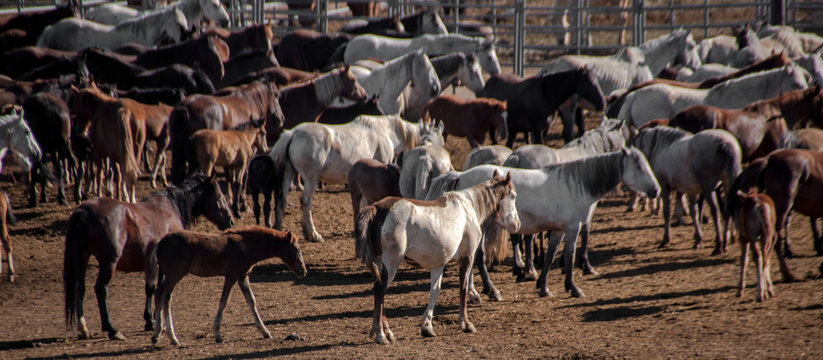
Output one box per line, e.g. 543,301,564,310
1,112,822,360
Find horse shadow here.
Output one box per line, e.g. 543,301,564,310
24,346,155,360
312,280,436,301
0,337,62,351
597,257,732,280
198,343,339,359
268,303,459,326
581,305,666,322
590,223,660,234
559,285,736,310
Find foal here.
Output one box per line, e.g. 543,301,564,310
151,226,307,346
186,118,268,217
0,192,17,282
732,190,777,302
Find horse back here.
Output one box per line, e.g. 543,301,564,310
156,230,232,277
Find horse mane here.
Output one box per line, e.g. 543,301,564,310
547,151,624,196
563,123,626,154
352,114,388,129
633,126,691,155
144,173,211,228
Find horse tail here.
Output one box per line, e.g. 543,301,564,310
169,106,190,184
117,107,140,190
482,219,508,264
64,207,89,332
354,205,384,284
191,70,216,95
616,91,636,127
3,192,16,226
271,130,296,230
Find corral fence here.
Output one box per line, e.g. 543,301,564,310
3,0,822,75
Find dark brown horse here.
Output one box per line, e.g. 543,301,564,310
421,95,508,148
130,34,230,85
151,226,306,346
246,154,277,227
0,46,79,78
234,66,318,88
727,149,823,282
278,65,368,133
481,68,604,147
22,92,74,206
275,29,351,72
212,48,280,90
347,158,401,223
205,24,273,58
317,94,383,125
63,173,234,341
341,14,405,35
0,191,17,283
169,80,284,183
0,5,77,44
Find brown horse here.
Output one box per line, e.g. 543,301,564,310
151,226,306,346
347,158,401,223
732,190,777,302
275,29,351,72
64,173,234,341
233,66,318,88
727,149,823,282
139,102,173,189
130,34,230,85
169,80,284,184
278,65,368,132
743,85,823,129
187,118,268,217
0,191,17,283
204,24,273,59
421,95,508,148
347,0,380,17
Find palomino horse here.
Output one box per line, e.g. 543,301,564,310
169,80,284,183
271,115,443,242
344,34,502,75
731,190,777,302
22,92,73,206
278,65,369,131
151,226,307,346
186,118,268,218
481,68,605,147
64,174,233,341
631,127,742,254
0,108,43,176
421,95,507,148
356,172,520,344
425,148,660,299
86,0,230,27
727,149,823,280
0,192,17,282
37,8,190,51
347,158,401,222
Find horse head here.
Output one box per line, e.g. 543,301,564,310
281,230,307,278
459,53,486,96
250,117,268,153
420,119,445,147
201,0,230,27
675,31,703,70
487,99,508,143
1,109,42,171
619,147,660,200
420,8,448,35
490,170,520,234
162,8,191,45
409,50,441,99
339,65,369,102
196,173,234,230
474,38,502,75
263,81,285,129
199,35,228,81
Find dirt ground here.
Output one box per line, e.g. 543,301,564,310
1,110,822,360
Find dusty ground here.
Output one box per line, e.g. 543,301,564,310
0,112,822,360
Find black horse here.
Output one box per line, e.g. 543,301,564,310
316,95,384,125
22,92,69,206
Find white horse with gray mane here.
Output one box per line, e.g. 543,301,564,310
618,66,809,128
426,148,659,298
337,50,441,116
343,34,502,75
270,115,443,243
630,126,742,255
0,109,43,175
37,8,190,51
398,136,452,200
85,0,230,28
462,145,513,170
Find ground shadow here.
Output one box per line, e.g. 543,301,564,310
598,258,733,280
269,304,459,326
582,305,665,322
0,337,63,351
198,343,338,360
26,347,155,360
559,285,736,310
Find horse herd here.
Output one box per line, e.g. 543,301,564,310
0,1,821,348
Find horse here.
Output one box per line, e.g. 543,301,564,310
246,154,277,227
275,30,351,72
731,190,777,302
347,158,402,222
462,145,513,170
235,66,318,88
425,148,660,299
37,8,190,51
213,49,280,90
343,34,501,75
618,66,809,128
631,127,742,254
0,5,77,42
338,50,440,116
63,173,234,341
481,68,605,147
316,95,384,125
278,65,369,132
780,128,823,151
743,85,823,130
270,115,443,242
16,56,90,82
399,9,449,35
186,118,268,218
400,52,486,122
22,92,74,206
340,14,405,35
169,80,284,184
421,95,507,148
151,226,307,346
205,24,273,59
129,34,230,87
85,0,229,28
398,141,452,200
726,149,823,282
0,192,17,282
0,108,43,176
355,172,519,344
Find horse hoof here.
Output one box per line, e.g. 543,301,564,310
523,270,538,281
109,331,125,341
375,334,390,345
710,248,723,256
308,235,324,243
490,290,503,302
538,287,553,298
78,332,91,340
570,288,586,298
461,321,476,333
658,241,669,249
421,325,436,338
582,267,599,276
215,335,223,343
151,336,158,346
467,292,482,304
144,323,154,332
262,330,272,339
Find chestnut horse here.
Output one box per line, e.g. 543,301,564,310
731,190,777,302
64,173,234,341
187,118,268,217
169,80,284,184
151,226,307,346
0,191,17,282
421,95,507,148
743,85,823,129
347,158,401,223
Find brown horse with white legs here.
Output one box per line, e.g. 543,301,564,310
151,226,307,346
64,174,234,341
186,118,268,218
0,191,17,283
731,190,777,302
421,95,508,148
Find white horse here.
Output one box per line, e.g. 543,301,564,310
695,34,740,66
619,66,809,128
270,115,443,243
37,8,190,51
401,52,486,122
355,172,520,344
675,63,738,83
85,0,230,28
343,34,502,75
425,148,660,298
462,145,512,170
398,142,452,200
630,126,742,254
337,50,440,116
0,109,43,175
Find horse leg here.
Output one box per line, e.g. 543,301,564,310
510,234,525,278
659,188,673,247
774,216,798,282
150,142,165,189
505,130,517,149
28,168,37,207
299,176,324,242
54,153,66,205
238,275,271,339
783,213,795,258
812,217,823,256
458,256,476,334
231,176,242,219
420,266,444,337
153,272,183,346
737,239,750,298
559,101,576,144
143,251,158,331
263,189,273,228
214,277,237,343
536,231,564,297
0,226,13,282
522,233,538,281
577,221,598,275
705,190,725,255
562,224,585,297
371,266,392,345
94,263,125,340
688,195,705,249
474,239,502,301
752,241,767,302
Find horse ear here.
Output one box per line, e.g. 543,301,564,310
621,147,631,156
435,120,444,134
505,172,512,183
492,169,500,179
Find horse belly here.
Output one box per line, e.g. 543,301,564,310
403,219,465,268
116,241,147,272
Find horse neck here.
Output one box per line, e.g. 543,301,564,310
431,55,461,85
766,91,813,127
641,35,679,75
392,117,418,151
313,71,345,107
238,232,291,264
460,183,500,226
369,57,412,99
174,0,203,22
561,152,624,200
159,181,206,228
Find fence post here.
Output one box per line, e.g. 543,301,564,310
771,0,786,25
632,0,644,45
317,0,328,33
514,0,525,76
454,0,460,34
